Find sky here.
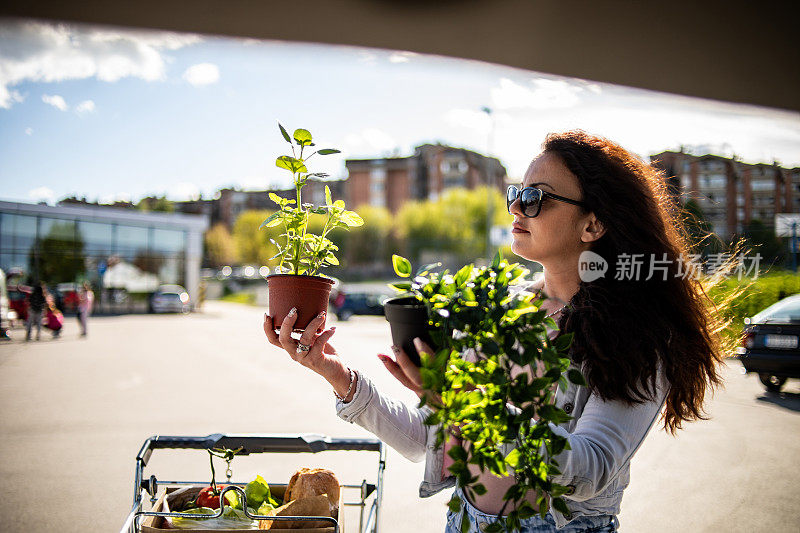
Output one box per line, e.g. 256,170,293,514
1,18,799,206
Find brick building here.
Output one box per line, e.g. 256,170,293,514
173,179,344,229
344,144,507,213
650,150,800,239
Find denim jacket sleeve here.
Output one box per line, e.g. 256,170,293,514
335,372,456,497
547,369,670,503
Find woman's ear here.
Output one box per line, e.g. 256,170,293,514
581,213,606,243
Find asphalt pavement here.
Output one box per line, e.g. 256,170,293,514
0,301,797,532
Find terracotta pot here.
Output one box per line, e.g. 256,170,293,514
383,296,437,366
267,274,334,332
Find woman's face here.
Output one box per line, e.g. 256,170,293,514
509,151,595,267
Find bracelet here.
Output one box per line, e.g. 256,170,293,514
334,368,356,402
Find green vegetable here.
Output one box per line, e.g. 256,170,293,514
244,475,281,510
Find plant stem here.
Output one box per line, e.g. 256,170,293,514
208,452,217,494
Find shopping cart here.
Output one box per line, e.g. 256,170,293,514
119,433,385,533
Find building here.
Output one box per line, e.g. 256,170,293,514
0,200,208,311
344,144,507,213
650,150,800,239
174,179,344,230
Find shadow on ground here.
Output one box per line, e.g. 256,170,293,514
756,390,800,412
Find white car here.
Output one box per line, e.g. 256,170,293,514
149,285,191,314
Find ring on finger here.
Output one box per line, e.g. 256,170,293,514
296,342,312,355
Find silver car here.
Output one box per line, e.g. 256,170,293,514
149,284,191,314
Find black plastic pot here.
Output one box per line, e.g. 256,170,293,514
383,296,437,366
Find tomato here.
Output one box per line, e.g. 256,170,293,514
196,485,226,509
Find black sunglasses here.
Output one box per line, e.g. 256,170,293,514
506,185,588,218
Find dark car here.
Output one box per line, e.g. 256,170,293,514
739,294,800,392
54,283,81,314
335,292,387,321
7,285,31,324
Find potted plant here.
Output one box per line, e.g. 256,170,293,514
384,255,444,365
391,252,582,532
261,124,363,331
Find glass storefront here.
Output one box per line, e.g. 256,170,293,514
0,204,201,314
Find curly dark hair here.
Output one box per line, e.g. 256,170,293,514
543,130,733,433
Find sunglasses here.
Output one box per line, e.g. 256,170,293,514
506,185,588,218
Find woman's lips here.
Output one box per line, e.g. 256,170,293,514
512,226,529,233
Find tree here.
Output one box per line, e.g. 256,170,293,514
232,210,279,265
204,223,237,267
396,187,511,263
682,199,723,255
34,221,85,284
339,204,394,266
137,196,174,213
743,218,784,267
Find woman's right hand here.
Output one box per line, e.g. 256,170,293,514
378,338,431,399
263,308,354,401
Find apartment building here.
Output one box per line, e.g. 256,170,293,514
344,144,507,213
650,150,800,239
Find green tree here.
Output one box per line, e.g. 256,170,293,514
232,210,279,265
204,223,237,267
682,199,723,255
34,221,85,284
137,196,174,213
396,187,511,263
743,218,784,266
340,204,394,266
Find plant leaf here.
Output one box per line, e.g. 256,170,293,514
325,185,333,206
567,368,587,386
339,210,364,227
317,148,341,155
276,155,307,174
293,128,313,146
278,123,291,143
393,255,412,278
259,212,283,229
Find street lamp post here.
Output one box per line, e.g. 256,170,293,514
482,106,495,261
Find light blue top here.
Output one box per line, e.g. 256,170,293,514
336,351,669,529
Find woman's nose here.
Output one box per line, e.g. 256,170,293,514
507,196,523,216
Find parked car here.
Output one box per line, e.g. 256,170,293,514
149,284,191,314
7,284,31,324
739,294,800,392
54,283,81,314
335,292,387,321
0,269,10,339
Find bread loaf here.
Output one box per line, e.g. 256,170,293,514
258,494,330,530
284,468,340,513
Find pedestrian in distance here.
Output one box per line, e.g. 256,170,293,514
25,281,47,342
263,130,735,532
44,298,64,338
77,281,94,337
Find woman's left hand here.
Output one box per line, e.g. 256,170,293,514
378,338,433,398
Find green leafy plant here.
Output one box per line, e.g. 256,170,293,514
260,124,363,276
391,253,581,532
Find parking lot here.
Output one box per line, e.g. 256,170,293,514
0,301,798,532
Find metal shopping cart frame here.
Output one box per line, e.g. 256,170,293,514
119,433,386,533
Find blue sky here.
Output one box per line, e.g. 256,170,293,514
1,19,799,205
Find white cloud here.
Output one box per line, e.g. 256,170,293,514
340,128,398,156
356,50,378,65
182,63,220,86
388,51,417,63
98,192,132,204
28,186,55,204
42,94,68,111
25,127,33,136
74,99,96,114
165,181,201,200
491,77,584,111
0,20,201,109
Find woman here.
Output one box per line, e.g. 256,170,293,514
77,282,94,337
263,131,728,531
